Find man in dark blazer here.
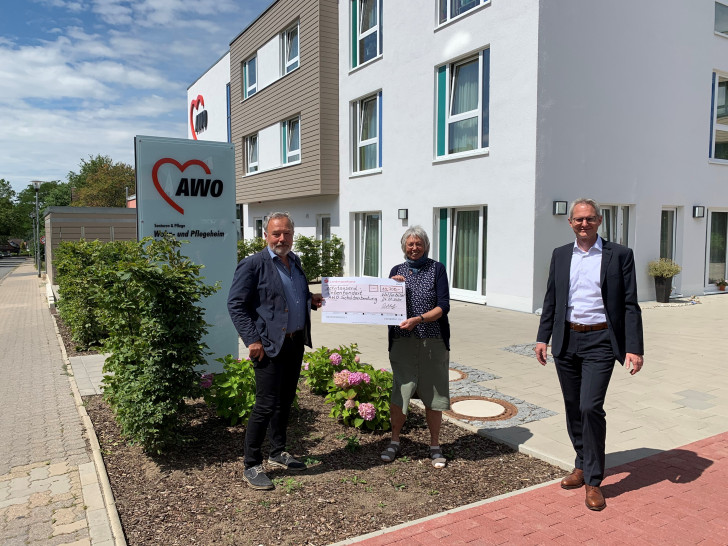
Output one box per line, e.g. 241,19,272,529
536,198,644,511
228,212,322,490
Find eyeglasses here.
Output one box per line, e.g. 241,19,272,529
570,216,599,224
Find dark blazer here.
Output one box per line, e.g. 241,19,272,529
227,248,314,358
536,239,644,363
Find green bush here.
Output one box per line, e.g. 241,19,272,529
237,237,266,262
648,258,681,278
293,234,345,281
98,236,218,453
201,355,257,426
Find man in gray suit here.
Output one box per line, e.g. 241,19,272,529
536,198,644,511
228,212,322,490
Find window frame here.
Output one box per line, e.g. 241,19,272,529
436,48,490,159
283,22,300,74
243,56,257,99
716,1,728,37
351,0,382,69
246,134,259,174
437,0,490,27
283,116,301,164
710,71,728,162
352,92,381,174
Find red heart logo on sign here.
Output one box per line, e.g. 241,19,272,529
152,157,211,215
190,95,204,140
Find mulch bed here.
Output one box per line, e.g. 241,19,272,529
55,313,563,545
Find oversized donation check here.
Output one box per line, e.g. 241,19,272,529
321,277,406,325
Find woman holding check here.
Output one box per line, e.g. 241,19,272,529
380,226,451,468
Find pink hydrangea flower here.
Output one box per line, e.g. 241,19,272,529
329,352,342,366
354,355,361,363
303,363,309,371
348,372,371,386
344,399,357,410
358,402,376,421
200,373,214,389
333,370,351,389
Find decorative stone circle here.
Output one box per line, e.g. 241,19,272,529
448,368,467,382
445,396,518,422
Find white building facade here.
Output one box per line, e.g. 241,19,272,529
338,0,728,312
187,52,231,143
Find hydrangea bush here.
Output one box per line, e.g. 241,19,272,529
301,343,392,431
201,355,256,426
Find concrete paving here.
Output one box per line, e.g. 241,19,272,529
5,255,728,544
0,261,123,546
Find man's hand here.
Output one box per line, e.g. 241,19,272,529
625,353,644,375
248,341,265,361
312,293,323,308
535,342,549,366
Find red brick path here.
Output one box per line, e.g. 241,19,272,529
353,432,728,545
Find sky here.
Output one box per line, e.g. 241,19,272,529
1,0,270,196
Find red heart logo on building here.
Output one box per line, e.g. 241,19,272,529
190,95,204,140
152,158,211,215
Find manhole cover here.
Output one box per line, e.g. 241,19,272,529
445,396,518,421
448,368,467,382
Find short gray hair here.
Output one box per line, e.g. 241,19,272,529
400,225,430,255
569,198,602,219
264,212,294,232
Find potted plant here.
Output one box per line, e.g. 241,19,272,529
716,279,727,292
648,258,682,303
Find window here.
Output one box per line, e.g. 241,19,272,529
710,72,728,160
439,0,488,25
437,206,488,301
351,0,382,68
317,215,331,240
354,212,381,276
246,134,258,173
716,2,728,35
283,23,299,74
709,211,728,285
599,205,630,246
353,92,382,172
243,56,257,98
436,49,489,158
254,217,263,238
660,209,676,261
282,116,301,164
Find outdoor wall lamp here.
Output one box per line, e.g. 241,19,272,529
553,201,568,215
692,206,705,218
398,208,408,220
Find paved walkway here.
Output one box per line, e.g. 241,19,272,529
0,261,122,546
5,257,728,545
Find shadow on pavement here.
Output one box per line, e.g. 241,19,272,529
602,447,714,497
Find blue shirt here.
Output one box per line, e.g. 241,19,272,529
267,247,308,333
567,236,607,325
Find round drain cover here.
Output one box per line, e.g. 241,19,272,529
445,396,518,421
451,399,505,418
448,368,466,382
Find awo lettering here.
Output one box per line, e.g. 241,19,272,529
175,178,223,197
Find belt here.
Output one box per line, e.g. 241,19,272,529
284,330,303,339
567,321,608,333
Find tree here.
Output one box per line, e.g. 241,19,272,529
0,179,17,242
68,155,135,208
13,181,71,240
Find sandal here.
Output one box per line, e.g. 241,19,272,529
380,442,400,462
430,446,446,469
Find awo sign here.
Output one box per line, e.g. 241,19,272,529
189,95,207,140
135,135,238,371
152,157,224,215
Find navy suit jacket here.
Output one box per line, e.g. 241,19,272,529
227,248,314,358
536,239,644,363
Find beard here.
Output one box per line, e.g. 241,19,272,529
271,243,290,257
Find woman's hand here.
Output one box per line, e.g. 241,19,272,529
398,317,420,331
390,275,406,282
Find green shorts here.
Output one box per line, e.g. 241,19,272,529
389,336,450,414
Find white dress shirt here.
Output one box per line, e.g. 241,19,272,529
567,237,607,325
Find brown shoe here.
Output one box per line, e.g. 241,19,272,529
560,468,585,490
585,485,606,511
